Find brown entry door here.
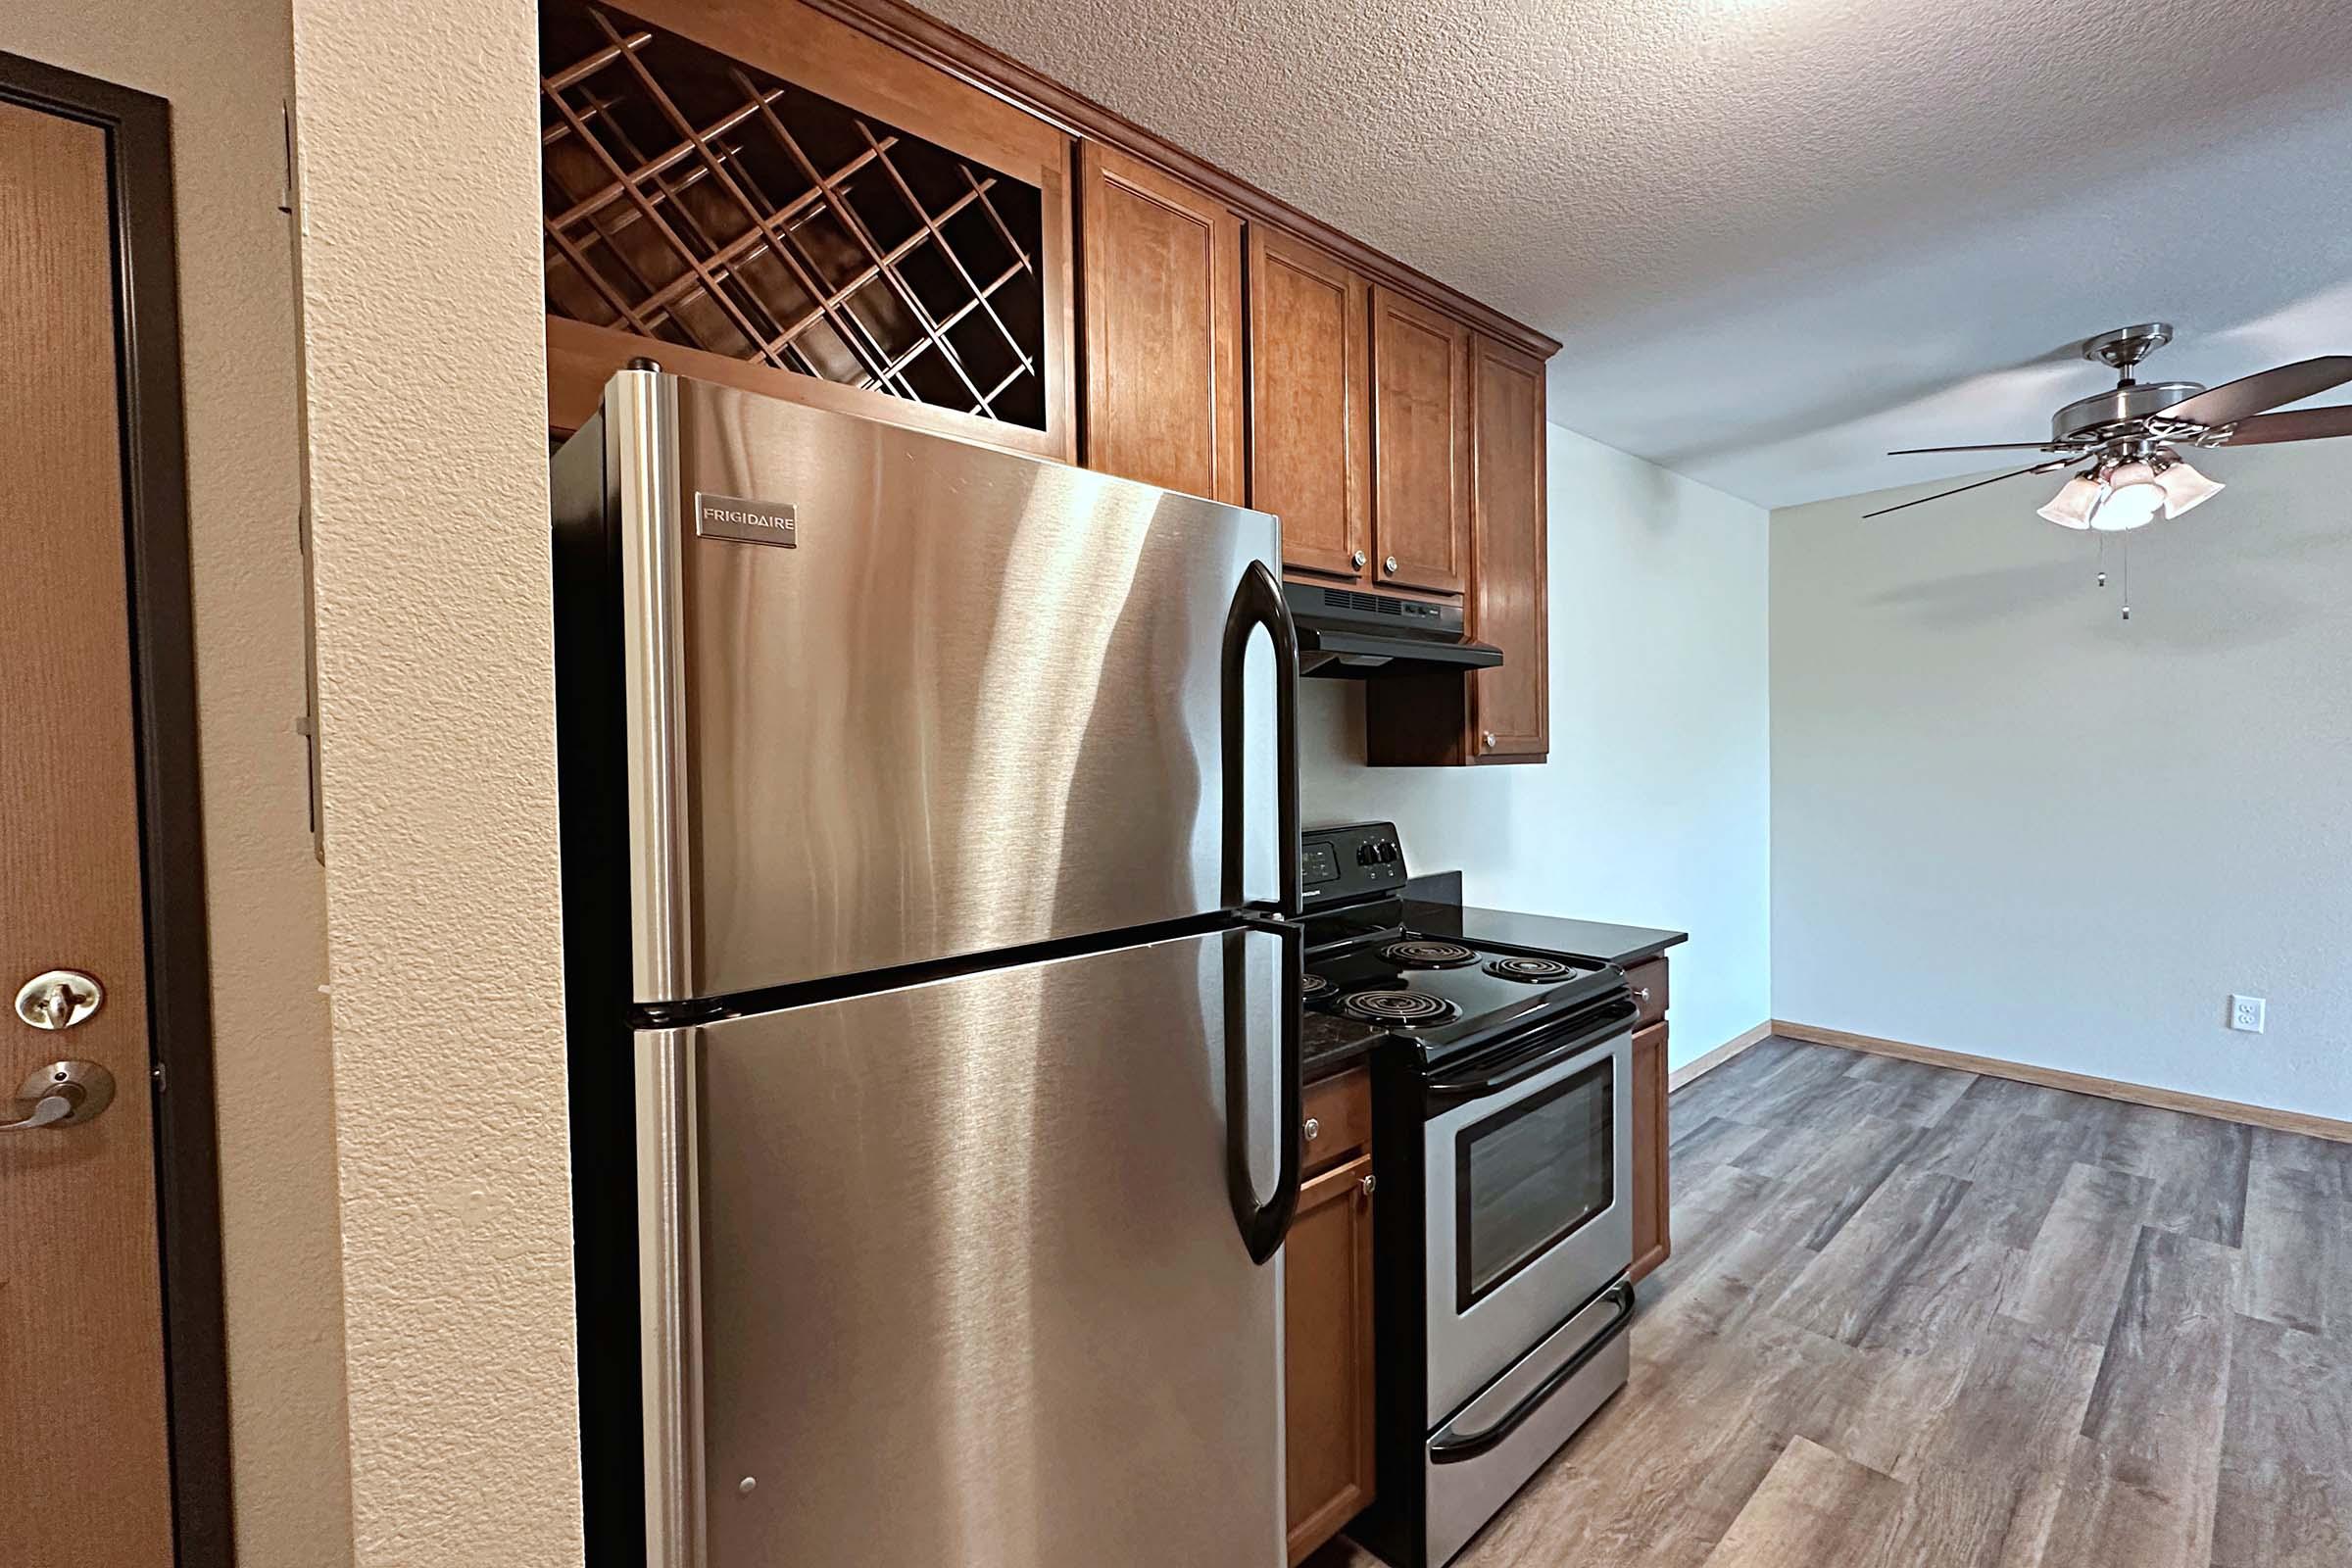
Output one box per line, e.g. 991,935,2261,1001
0,96,179,1566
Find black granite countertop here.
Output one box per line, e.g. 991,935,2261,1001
1300,1011,1384,1083
1401,900,1688,969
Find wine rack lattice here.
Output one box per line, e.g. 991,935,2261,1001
540,1,1049,430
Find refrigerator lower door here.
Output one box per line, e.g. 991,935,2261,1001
636,926,1289,1567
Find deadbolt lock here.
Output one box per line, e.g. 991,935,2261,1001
15,970,103,1031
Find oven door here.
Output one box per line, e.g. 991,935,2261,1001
1420,1002,1635,1424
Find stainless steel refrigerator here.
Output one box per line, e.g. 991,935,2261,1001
553,367,1304,1567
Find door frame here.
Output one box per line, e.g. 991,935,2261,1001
2,49,231,1568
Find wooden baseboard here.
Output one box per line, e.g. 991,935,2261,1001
1771,1020,2352,1147
1668,1022,1772,1094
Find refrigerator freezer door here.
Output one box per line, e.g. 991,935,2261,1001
607,369,1286,1004
638,926,1289,1567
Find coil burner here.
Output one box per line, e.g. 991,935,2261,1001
1381,940,1478,970
1339,990,1463,1026
1484,956,1578,984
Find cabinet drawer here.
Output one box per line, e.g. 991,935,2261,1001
1301,1065,1372,1173
1625,957,1669,1026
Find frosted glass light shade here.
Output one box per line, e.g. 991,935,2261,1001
2037,475,2104,529
2156,459,2224,518
2091,461,2164,531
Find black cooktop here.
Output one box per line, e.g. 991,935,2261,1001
1295,820,1635,1074
1300,906,1627,1070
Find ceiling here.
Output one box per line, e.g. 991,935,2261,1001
914,0,2352,508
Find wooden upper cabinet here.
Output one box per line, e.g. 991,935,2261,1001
1369,285,1471,597
1467,335,1549,758
1250,228,1370,581
1365,328,1550,765
1076,143,1245,503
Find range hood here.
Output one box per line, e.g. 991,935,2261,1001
1284,582,1503,678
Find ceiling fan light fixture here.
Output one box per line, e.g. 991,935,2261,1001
2037,474,2105,530
2090,460,2165,531
2155,457,2225,518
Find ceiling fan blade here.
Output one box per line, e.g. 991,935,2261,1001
1863,459,2076,519
2156,356,2352,426
2216,405,2352,446
1886,441,2076,456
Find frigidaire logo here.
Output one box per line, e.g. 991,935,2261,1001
694,493,798,549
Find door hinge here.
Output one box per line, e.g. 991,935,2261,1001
279,101,296,217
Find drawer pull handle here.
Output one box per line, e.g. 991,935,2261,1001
1302,1116,1320,1143
1359,1172,1377,1198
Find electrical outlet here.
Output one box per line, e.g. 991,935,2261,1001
2230,995,2267,1034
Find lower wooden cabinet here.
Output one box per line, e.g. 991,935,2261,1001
1630,1019,1671,1284
1285,1147,1376,1563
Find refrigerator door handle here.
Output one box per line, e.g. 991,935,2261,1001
1225,913,1303,1265
1219,558,1302,918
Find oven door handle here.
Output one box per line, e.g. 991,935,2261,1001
1427,1280,1635,1465
1422,1001,1635,1107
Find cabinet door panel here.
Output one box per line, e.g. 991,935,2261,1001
1469,335,1548,757
1250,228,1369,580
1284,1152,1376,1563
1077,142,1244,503
1369,286,1470,596
1630,1021,1670,1284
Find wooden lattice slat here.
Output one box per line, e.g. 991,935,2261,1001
539,0,1049,430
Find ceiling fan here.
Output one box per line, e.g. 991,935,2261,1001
1866,323,2352,527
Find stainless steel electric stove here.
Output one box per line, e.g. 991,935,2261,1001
1298,822,1638,1568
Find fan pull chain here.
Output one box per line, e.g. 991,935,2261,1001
2120,538,2132,621
2096,534,2108,589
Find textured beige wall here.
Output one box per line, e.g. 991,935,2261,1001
287,0,583,1560
8,5,354,1563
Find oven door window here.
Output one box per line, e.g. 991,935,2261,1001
1455,1056,1614,1308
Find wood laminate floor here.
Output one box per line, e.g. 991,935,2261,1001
1310,1036,2352,1568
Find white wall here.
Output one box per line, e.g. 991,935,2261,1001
288,0,582,1560
1303,423,1773,1067
1773,440,2352,1121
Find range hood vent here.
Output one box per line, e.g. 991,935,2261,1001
1284,582,1502,678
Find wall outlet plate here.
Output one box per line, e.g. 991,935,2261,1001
2230,995,2267,1034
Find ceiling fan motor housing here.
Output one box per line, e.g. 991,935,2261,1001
2052,380,2205,444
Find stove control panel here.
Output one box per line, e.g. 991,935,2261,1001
1300,820,1407,902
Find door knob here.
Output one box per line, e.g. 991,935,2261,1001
15,970,103,1031
1383,555,1399,574
2,1060,115,1132
1350,551,1367,569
